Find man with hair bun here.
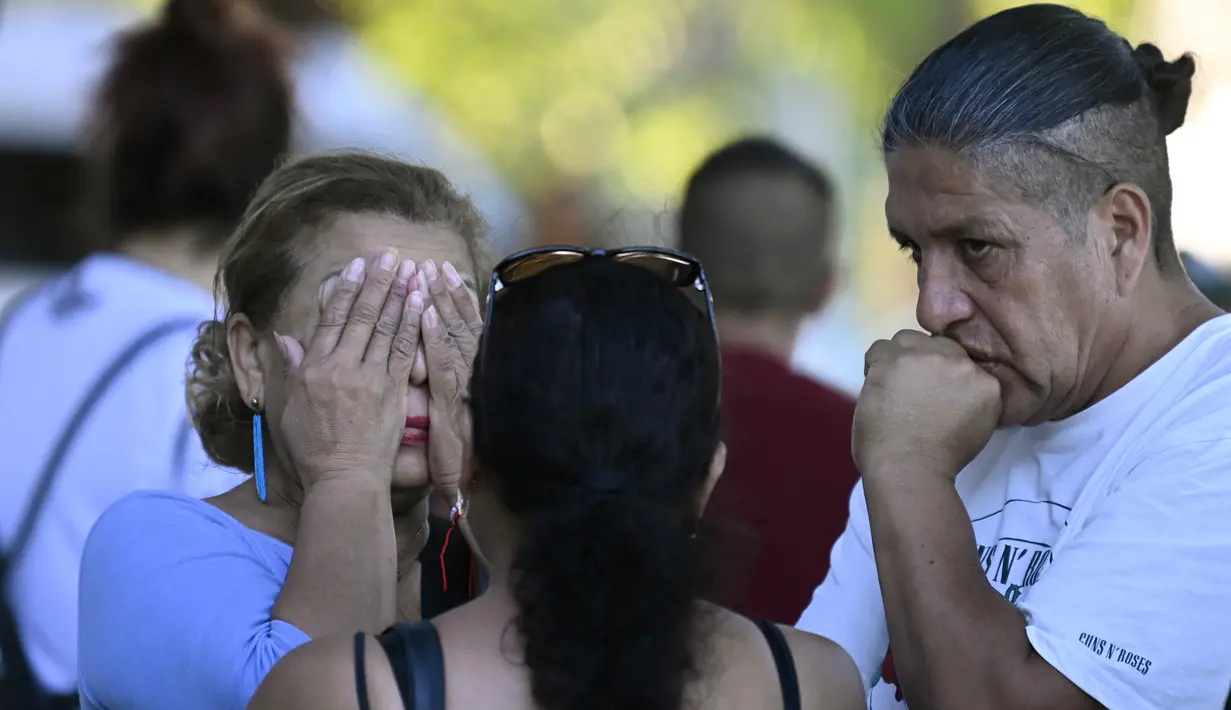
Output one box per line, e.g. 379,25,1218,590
798,5,1231,709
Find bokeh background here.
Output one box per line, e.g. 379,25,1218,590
1,0,1228,394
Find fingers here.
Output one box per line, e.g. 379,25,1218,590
890,329,932,348
421,304,459,400
424,261,482,361
441,262,484,343
275,332,306,374
337,250,400,359
308,257,365,360
389,290,426,379
864,339,892,377
364,259,415,364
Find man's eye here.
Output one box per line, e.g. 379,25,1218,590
897,241,921,265
961,240,994,259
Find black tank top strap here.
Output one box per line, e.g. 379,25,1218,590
355,632,373,710
754,619,802,710
352,622,446,710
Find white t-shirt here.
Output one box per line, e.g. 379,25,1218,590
798,314,1231,710
0,254,241,693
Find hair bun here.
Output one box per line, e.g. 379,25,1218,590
1133,42,1197,135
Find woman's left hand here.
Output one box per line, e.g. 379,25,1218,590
419,259,482,508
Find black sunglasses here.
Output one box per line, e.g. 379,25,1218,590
482,245,722,406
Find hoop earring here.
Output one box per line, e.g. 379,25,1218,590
251,398,267,503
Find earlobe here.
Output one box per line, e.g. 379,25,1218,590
227,314,267,409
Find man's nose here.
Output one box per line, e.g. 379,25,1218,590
916,263,975,335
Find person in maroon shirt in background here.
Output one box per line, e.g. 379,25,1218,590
679,136,860,625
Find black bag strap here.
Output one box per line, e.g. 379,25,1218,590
368,621,446,710
755,619,802,710
4,314,202,572
0,278,199,704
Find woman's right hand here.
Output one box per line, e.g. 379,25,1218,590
274,251,423,489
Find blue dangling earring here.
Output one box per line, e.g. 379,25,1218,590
251,397,267,503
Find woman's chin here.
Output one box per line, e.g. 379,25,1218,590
391,447,429,490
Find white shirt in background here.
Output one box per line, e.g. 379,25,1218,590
799,314,1231,710
0,253,241,693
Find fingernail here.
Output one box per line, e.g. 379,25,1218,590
442,262,463,289
397,259,415,283
424,260,439,281
378,250,398,271
272,332,289,360
408,291,424,313
344,257,365,282
424,305,438,328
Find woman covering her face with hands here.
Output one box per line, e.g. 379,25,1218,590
76,152,488,710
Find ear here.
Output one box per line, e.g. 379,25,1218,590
808,262,839,315
694,441,728,518
227,313,267,409
1096,183,1154,295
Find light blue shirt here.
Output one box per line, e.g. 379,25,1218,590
78,490,310,710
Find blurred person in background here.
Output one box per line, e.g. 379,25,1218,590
679,137,860,626
0,0,291,706
77,152,485,710
798,5,1231,709
248,252,865,710
1181,251,1231,310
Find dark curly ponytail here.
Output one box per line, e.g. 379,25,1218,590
513,490,707,710
471,257,722,710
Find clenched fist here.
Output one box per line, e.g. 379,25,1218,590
854,330,1002,479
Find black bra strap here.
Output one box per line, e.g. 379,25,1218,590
355,632,372,710
755,619,801,710
373,622,447,710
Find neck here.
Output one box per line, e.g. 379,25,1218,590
256,463,429,560
715,311,803,363
1078,273,1222,415
119,228,220,293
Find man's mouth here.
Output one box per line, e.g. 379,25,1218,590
402,417,429,446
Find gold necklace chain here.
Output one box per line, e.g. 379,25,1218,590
397,519,429,577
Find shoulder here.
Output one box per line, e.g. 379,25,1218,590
704,609,865,710
779,625,866,710
83,491,258,574
1142,316,1231,440
249,634,401,710
90,490,236,537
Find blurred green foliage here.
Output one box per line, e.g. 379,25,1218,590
344,0,1138,202
110,0,1139,202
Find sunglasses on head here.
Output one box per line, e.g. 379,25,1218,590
482,245,722,406
486,246,716,323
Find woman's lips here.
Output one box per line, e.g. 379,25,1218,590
402,417,429,446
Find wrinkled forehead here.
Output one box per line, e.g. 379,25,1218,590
884,146,1038,240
